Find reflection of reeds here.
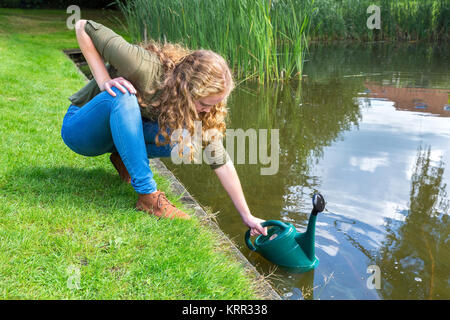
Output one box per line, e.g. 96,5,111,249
412,146,446,300
309,0,448,42
377,145,449,299
115,0,314,83
421,225,435,300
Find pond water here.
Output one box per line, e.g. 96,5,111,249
162,42,450,299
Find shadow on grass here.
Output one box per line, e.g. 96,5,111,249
4,165,136,212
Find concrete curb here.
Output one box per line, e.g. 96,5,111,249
150,159,282,300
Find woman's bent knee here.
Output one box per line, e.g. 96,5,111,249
109,87,139,110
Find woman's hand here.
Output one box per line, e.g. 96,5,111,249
101,77,137,97
243,214,268,237
214,161,268,237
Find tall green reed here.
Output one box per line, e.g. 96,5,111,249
116,0,446,82
309,0,448,42
115,0,314,83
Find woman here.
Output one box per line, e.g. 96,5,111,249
61,19,267,237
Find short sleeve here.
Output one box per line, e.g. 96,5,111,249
205,139,232,170
84,20,145,79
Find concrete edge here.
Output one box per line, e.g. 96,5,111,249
150,159,282,300
62,49,90,82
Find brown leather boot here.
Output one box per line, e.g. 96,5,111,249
136,190,191,220
110,152,131,184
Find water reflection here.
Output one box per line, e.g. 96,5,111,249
303,42,450,88
376,146,449,299
165,77,364,215
161,43,450,300
365,83,449,117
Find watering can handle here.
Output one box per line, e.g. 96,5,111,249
245,220,290,252
245,230,257,251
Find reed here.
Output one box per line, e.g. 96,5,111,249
116,0,447,82
115,0,314,83
309,0,448,42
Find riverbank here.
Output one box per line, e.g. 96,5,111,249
0,8,278,299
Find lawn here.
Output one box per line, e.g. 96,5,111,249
0,8,264,299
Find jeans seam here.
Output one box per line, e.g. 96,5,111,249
110,100,136,181
110,93,155,194
64,97,113,127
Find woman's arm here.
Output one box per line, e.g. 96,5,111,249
214,161,267,237
75,20,111,91
75,19,136,96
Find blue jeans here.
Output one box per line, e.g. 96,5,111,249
61,86,177,194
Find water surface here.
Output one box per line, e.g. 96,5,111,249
163,42,450,299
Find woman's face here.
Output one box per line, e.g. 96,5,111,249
193,93,226,114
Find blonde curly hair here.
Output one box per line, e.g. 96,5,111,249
136,40,234,159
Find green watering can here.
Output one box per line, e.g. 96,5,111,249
245,193,326,272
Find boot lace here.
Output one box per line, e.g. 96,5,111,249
156,192,177,219
156,192,175,208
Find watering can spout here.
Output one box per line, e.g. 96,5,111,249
311,193,326,216
296,193,326,262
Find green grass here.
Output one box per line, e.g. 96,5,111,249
0,8,264,299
